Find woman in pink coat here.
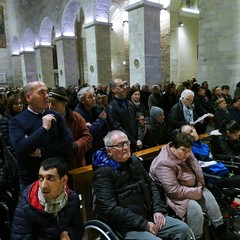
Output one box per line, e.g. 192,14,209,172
149,133,239,240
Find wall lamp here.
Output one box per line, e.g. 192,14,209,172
178,21,184,27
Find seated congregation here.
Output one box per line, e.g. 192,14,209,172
1,79,240,239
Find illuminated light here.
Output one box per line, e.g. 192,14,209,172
40,42,51,46
24,47,34,52
55,32,61,38
181,8,199,14
62,31,75,37
160,0,170,8
123,61,126,65
12,51,20,55
95,16,108,23
129,0,141,4
178,21,184,27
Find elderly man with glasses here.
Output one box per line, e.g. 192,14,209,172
92,130,193,240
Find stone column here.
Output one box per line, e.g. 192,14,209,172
84,21,112,86
20,51,37,86
125,0,163,86
11,55,23,87
55,36,79,88
35,45,55,88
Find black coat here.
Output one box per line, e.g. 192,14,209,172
213,132,240,156
106,97,138,150
92,155,167,236
168,100,199,133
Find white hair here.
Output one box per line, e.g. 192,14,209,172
180,89,194,100
77,86,94,101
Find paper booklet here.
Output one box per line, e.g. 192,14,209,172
190,113,214,125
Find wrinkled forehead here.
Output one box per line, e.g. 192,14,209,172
110,132,128,144
182,125,195,133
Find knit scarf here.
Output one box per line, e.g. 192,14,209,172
38,186,68,217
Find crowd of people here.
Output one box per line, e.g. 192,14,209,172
0,78,240,239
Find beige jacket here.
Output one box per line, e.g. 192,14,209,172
149,143,205,218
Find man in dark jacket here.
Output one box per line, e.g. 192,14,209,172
11,157,84,240
92,130,192,240
9,81,73,190
106,79,140,151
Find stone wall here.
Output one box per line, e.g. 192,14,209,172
198,0,240,95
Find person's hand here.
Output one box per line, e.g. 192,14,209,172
153,212,166,230
86,122,92,127
59,231,70,240
42,114,56,130
137,140,142,150
145,221,158,236
29,148,40,157
99,111,107,120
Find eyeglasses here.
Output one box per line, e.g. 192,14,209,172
107,140,131,149
115,84,126,89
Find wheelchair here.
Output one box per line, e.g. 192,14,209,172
203,172,240,235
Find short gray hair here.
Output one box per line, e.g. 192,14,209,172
77,86,94,101
180,89,194,100
104,130,127,147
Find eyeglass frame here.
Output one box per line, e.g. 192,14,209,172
107,140,131,149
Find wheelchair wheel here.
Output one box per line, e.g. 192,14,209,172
85,219,121,240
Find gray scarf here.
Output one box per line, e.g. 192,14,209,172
38,186,68,217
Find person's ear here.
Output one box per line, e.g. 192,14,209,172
226,130,230,136
62,175,68,184
106,147,112,156
25,93,31,102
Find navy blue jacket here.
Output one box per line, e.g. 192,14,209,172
9,109,73,187
11,181,84,239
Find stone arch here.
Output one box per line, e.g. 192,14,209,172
94,0,112,22
39,17,54,46
23,28,35,51
62,0,81,36
11,36,21,55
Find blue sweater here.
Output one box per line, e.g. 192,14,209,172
9,109,73,187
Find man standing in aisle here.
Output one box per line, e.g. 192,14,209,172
9,81,73,190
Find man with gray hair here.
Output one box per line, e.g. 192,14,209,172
168,89,206,134
92,130,193,240
74,85,108,165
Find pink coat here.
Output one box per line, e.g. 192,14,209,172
149,143,205,218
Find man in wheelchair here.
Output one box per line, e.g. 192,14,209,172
92,130,192,240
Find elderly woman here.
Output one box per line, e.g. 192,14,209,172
149,133,239,240
168,89,206,134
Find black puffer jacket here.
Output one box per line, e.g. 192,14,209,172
11,181,84,240
92,153,167,236
106,97,138,150
213,132,240,156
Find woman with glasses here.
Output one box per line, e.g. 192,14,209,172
149,133,240,240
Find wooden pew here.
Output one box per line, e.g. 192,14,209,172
69,133,210,224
